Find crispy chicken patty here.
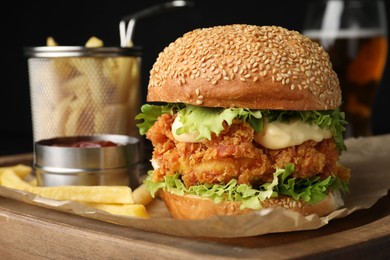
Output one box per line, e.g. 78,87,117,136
147,113,344,188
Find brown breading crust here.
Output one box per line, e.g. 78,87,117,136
146,113,344,188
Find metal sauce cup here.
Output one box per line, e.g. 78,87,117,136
34,135,140,189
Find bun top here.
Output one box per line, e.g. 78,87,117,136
147,24,341,110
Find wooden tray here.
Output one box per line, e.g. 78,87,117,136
1,153,390,259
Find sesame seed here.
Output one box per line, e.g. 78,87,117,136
147,24,341,108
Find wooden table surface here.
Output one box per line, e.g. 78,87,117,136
1,153,390,259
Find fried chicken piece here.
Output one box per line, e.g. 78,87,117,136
147,113,341,188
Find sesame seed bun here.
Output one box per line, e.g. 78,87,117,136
147,24,341,110
159,189,344,219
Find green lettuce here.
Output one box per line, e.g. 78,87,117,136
176,105,263,141
275,163,349,204
144,163,349,210
136,103,347,151
135,104,178,135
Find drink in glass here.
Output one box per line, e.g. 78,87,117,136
303,0,388,137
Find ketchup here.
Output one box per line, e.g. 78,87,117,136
53,140,120,148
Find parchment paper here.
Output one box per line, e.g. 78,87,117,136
1,134,389,238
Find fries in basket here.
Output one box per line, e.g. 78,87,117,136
31,36,141,141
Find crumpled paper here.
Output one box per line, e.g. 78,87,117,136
0,134,389,238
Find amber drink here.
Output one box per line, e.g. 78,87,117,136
303,0,388,138
304,31,388,137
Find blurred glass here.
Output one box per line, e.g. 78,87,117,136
303,0,388,138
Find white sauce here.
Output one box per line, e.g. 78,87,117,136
171,114,201,143
150,159,159,170
254,119,332,149
171,116,332,149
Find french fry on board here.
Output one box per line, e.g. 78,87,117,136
0,169,150,218
1,170,134,204
83,202,149,218
0,169,34,190
29,178,38,187
132,183,154,206
0,164,32,179
29,186,135,204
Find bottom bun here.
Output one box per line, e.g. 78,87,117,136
159,189,344,219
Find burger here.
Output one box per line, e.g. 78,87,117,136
136,24,350,219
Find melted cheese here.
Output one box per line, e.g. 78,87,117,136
254,119,332,149
171,115,201,143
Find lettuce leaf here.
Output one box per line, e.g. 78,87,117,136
275,163,348,204
176,105,263,141
135,103,347,151
135,104,179,135
144,164,349,210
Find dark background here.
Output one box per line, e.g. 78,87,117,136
1,0,389,155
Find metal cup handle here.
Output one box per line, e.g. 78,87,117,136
119,0,194,47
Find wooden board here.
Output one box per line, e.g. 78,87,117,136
1,153,390,259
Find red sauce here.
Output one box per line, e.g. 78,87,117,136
53,140,120,148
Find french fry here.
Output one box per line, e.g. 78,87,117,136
37,35,141,140
29,178,38,187
132,183,154,206
65,100,95,135
46,36,58,46
0,169,33,190
70,58,110,106
102,58,120,86
46,37,77,84
0,168,150,218
52,95,73,136
102,57,138,102
61,75,89,99
85,36,103,47
83,202,149,218
94,104,128,134
1,170,134,204
29,186,135,204
0,164,32,179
